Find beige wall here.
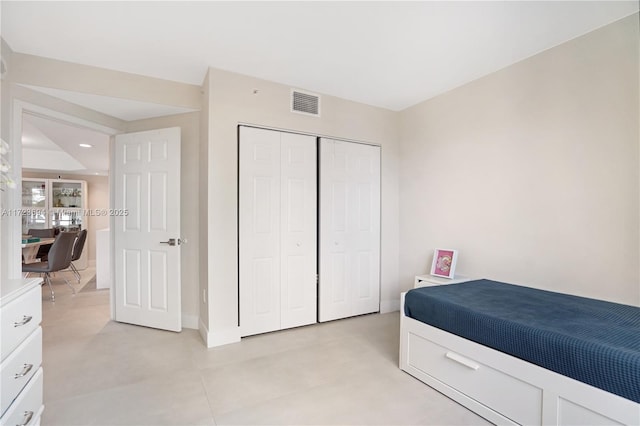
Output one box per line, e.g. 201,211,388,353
202,67,400,345
399,15,639,305
21,172,109,263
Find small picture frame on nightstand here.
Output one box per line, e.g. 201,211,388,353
430,248,458,279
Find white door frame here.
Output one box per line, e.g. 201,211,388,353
8,100,120,301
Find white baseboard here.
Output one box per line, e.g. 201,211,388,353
182,314,198,330
198,319,241,348
380,298,400,314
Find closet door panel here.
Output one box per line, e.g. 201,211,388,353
280,132,317,329
329,251,349,312
319,139,380,322
319,141,346,321
351,143,381,316
324,179,350,324
239,127,281,336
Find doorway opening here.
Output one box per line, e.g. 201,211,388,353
10,97,187,333
13,100,119,308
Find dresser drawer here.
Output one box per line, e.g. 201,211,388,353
0,285,41,362
0,327,42,416
0,367,43,426
407,331,542,425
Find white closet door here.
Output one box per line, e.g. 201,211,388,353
280,132,317,329
239,127,281,336
319,139,380,322
239,127,317,336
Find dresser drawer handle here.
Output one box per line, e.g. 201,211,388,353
13,316,33,327
14,363,34,379
445,351,480,370
17,410,34,426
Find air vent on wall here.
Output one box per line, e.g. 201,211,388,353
291,89,320,117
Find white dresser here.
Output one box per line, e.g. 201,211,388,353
0,278,44,425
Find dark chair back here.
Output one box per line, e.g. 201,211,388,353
28,228,55,261
22,231,78,301
46,232,77,272
71,229,87,261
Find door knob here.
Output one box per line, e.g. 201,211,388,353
160,238,181,246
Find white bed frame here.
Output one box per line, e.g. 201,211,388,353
399,293,640,426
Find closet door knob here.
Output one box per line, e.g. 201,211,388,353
296,242,301,247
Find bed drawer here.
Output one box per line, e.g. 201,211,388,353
0,367,43,426
408,331,542,425
1,285,42,362
0,327,42,416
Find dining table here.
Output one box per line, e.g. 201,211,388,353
21,238,55,264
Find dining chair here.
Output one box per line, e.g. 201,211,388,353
27,228,55,261
68,229,87,282
22,232,77,301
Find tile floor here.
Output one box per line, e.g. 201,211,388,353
40,270,491,425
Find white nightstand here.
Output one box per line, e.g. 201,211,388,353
414,274,474,288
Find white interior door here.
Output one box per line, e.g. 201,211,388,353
239,126,317,336
114,127,181,332
319,138,380,322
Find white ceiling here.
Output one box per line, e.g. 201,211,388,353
2,1,638,175
2,1,638,112
21,113,110,176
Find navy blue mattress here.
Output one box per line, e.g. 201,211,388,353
404,279,640,403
